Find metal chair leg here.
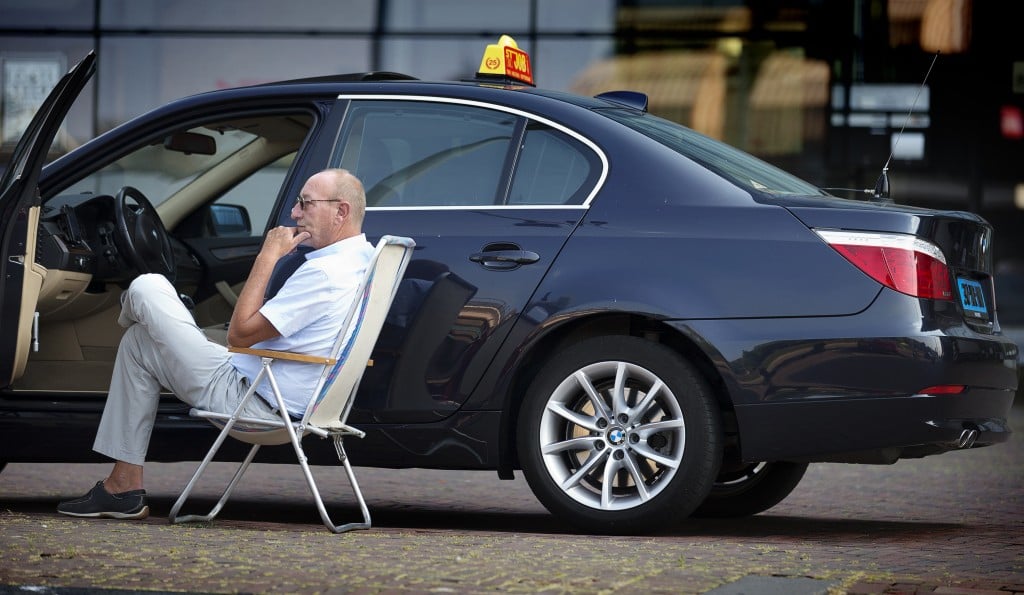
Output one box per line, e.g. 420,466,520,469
286,432,370,533
169,442,260,524
170,372,267,525
337,437,371,531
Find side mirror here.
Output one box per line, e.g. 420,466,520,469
208,204,251,237
164,131,216,155
176,203,251,239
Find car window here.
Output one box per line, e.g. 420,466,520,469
54,112,313,238
599,109,825,197
63,126,259,206
333,100,518,208
508,122,600,205
211,153,295,237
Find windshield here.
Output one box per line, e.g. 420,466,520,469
600,109,825,197
62,125,259,207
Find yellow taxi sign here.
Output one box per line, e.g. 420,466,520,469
476,35,534,86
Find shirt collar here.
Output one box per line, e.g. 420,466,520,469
304,233,367,260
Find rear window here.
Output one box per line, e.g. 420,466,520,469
600,109,825,197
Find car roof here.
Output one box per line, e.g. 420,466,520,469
210,71,621,112
260,71,613,103
256,71,420,85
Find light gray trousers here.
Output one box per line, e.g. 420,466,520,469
94,274,278,466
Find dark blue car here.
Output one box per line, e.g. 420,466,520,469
0,44,1017,533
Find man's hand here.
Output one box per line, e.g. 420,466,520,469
227,226,310,347
261,226,312,262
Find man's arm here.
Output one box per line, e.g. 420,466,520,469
227,226,310,347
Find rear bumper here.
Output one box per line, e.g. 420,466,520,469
733,388,1015,463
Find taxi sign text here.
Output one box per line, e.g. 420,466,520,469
503,46,533,85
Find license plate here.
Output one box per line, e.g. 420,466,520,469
956,277,988,320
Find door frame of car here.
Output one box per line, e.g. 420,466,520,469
0,52,96,388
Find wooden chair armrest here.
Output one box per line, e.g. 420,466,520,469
228,345,337,365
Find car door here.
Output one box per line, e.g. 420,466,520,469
314,96,606,423
0,52,95,388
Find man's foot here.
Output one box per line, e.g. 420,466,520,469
57,481,149,519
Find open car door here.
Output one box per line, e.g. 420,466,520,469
0,51,96,388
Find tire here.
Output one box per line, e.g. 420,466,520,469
517,336,722,534
691,461,808,518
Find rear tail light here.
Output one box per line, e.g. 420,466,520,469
815,229,953,300
917,384,966,395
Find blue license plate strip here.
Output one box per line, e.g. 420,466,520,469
956,277,988,319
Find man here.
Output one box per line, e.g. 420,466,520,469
57,168,374,520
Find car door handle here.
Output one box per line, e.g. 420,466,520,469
469,249,540,269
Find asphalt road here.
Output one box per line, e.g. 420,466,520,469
1,402,1021,594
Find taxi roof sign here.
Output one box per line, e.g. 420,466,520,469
476,35,534,86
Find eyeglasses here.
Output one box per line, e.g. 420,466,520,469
295,196,341,210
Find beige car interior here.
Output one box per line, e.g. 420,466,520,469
10,113,312,393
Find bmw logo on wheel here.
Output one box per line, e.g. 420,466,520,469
608,428,626,446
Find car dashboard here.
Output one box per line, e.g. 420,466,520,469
33,192,199,318
37,193,120,281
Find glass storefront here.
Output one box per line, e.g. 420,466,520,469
1,0,617,149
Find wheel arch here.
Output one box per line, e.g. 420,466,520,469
497,312,735,478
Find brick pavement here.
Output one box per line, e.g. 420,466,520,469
0,401,1021,594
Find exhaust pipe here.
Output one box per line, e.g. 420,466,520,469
955,429,978,449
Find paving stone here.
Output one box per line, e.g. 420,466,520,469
846,581,895,594
703,575,834,595
933,588,1015,595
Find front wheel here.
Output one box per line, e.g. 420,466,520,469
691,461,808,518
517,336,722,534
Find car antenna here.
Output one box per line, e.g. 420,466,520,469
874,51,940,201
822,51,939,202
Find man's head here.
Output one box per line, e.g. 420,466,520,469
291,168,366,249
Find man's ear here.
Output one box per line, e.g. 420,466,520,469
337,201,351,220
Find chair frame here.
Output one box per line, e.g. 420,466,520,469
168,235,415,533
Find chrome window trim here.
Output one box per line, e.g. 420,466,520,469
335,93,608,211
365,204,587,212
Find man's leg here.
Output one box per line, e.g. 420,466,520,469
61,274,283,519
94,274,235,467
56,322,159,517
60,275,237,519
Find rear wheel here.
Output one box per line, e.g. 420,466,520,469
517,336,722,534
692,461,808,518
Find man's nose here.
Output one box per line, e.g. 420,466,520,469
290,202,303,218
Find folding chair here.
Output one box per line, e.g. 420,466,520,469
168,235,415,533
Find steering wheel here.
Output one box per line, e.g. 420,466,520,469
114,186,176,281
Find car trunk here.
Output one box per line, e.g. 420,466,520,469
777,195,999,333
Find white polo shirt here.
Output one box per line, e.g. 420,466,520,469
230,233,375,416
